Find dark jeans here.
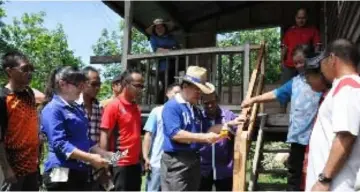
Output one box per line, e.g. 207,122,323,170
199,174,232,191
287,143,306,191
112,164,142,191
43,169,89,191
161,151,201,191
1,171,39,191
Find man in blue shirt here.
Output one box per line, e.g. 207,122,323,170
160,66,241,191
142,83,181,192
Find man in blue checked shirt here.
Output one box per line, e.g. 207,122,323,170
241,44,321,191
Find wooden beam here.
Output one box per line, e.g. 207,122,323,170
90,55,122,64
243,43,250,99
122,1,133,69
127,45,261,61
233,42,265,191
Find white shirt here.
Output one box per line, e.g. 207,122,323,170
306,74,360,191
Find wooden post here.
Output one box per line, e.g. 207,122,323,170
243,43,250,99
121,0,133,69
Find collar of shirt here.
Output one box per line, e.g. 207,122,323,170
75,93,99,106
175,93,197,119
53,94,74,108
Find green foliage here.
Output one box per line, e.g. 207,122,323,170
92,20,150,100
0,10,82,91
217,27,281,84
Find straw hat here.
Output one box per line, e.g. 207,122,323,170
175,66,215,94
146,18,175,35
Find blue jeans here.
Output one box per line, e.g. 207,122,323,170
146,167,161,192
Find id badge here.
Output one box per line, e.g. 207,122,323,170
50,167,69,182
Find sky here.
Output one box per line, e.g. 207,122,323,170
2,1,122,70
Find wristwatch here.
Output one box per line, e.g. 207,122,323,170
318,173,332,184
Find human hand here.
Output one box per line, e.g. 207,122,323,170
311,181,330,191
241,98,254,108
144,158,151,171
228,115,247,126
203,132,221,144
90,154,109,170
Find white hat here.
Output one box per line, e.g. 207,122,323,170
146,18,175,35
176,66,215,94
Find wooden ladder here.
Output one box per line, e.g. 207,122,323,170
248,113,290,191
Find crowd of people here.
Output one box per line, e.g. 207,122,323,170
0,6,360,192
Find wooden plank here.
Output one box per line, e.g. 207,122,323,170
165,58,169,96
233,42,265,191
186,55,189,69
127,45,261,61
217,54,223,102
247,74,264,139
248,114,267,191
228,54,233,104
90,55,122,64
243,43,250,99
155,59,159,104
121,1,133,69
175,56,179,76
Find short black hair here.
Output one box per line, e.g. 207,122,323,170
112,73,124,84
1,51,30,70
325,39,360,67
120,68,142,87
81,66,99,79
296,7,308,16
292,44,314,58
166,83,180,93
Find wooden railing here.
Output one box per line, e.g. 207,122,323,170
124,44,261,106
233,42,266,191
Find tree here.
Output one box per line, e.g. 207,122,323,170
217,27,281,84
92,20,150,100
0,11,83,91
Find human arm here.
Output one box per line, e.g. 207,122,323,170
281,31,289,61
162,104,220,144
312,87,360,191
47,109,108,169
242,79,293,108
99,103,118,151
313,28,321,53
142,108,158,171
150,35,170,53
0,143,16,183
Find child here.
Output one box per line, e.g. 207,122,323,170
241,44,321,191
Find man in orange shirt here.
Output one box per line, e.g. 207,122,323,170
281,8,321,83
0,51,39,191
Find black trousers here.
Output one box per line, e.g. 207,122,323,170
199,174,232,191
43,169,89,191
112,164,142,191
287,143,306,191
161,151,201,191
1,171,39,191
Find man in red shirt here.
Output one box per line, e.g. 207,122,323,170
281,8,321,83
99,69,144,191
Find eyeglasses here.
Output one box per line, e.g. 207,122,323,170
130,83,145,89
89,81,101,88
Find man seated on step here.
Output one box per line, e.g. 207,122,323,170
199,90,240,191
241,44,321,191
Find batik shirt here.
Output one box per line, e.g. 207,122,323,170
273,74,321,145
